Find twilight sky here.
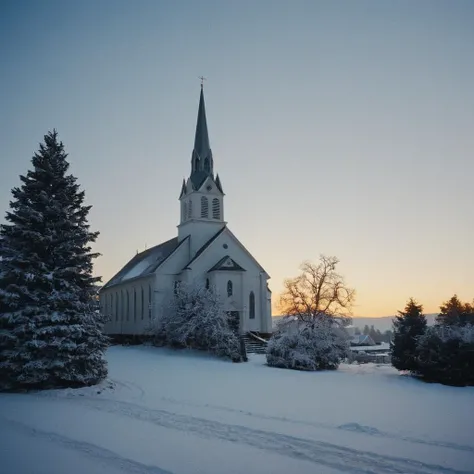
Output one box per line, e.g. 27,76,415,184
1,0,473,317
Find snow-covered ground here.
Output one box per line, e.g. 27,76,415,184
1,346,473,474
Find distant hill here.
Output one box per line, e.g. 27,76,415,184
351,314,437,332
272,314,438,332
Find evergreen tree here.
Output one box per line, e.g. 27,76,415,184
354,327,361,335
363,324,370,335
369,325,378,343
0,131,108,391
436,295,474,326
391,298,427,372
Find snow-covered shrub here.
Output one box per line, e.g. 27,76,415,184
415,324,474,386
153,282,242,362
266,317,350,371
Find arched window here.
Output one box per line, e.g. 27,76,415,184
183,202,187,220
227,280,233,297
148,285,152,319
103,295,107,317
188,200,193,218
205,278,210,290
126,290,130,321
249,291,255,319
141,287,144,320
115,293,118,321
212,198,220,219
201,196,209,218
133,289,137,322
204,157,210,172
121,290,124,320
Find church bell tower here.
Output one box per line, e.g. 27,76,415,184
178,84,226,256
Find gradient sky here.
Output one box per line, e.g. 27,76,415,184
1,0,473,317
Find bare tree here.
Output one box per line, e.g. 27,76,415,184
279,255,355,326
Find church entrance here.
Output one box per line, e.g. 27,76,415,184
228,311,240,335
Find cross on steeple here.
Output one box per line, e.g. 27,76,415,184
198,76,207,88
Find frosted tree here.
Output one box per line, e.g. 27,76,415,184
268,255,353,371
278,255,355,328
416,324,474,386
0,131,108,391
154,282,242,362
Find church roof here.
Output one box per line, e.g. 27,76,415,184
208,256,246,272
102,236,188,290
182,226,226,270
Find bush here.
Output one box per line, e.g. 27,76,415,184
153,283,242,362
416,324,474,386
266,318,349,371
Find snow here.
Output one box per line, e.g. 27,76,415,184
1,346,473,474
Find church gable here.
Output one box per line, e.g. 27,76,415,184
183,226,268,278
208,256,245,272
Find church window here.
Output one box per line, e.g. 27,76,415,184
133,289,137,322
204,158,210,173
174,280,181,295
249,291,255,319
141,287,144,320
115,293,118,321
183,202,187,220
188,200,193,218
212,198,220,219
205,278,210,290
201,196,209,218
126,290,130,321
121,290,124,321
148,285,152,319
227,280,233,297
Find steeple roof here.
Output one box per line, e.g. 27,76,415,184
193,85,211,161
190,85,214,190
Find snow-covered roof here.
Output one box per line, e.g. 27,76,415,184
102,237,187,290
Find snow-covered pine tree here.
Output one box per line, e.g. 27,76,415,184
390,298,426,372
0,130,108,391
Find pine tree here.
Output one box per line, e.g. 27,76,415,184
391,298,427,372
363,325,370,335
0,131,108,391
436,295,474,326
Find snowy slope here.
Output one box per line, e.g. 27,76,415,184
1,346,473,474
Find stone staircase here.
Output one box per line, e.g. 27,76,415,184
242,332,268,354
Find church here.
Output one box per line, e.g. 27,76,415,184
100,85,272,337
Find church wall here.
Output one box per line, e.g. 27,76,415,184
185,229,270,334
100,274,156,336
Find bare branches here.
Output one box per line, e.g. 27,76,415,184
278,255,355,325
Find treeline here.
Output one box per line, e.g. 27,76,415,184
353,325,393,343
391,295,474,387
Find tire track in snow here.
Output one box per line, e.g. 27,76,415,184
61,397,470,474
154,395,474,455
0,415,173,474
57,387,474,456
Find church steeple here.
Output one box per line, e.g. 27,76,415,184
190,85,214,189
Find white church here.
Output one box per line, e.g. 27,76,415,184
100,86,272,337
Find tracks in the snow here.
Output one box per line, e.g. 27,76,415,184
1,416,173,474
53,395,471,474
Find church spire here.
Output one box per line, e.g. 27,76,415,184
190,84,213,189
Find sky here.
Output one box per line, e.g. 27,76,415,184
1,0,473,317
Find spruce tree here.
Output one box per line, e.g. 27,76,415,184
436,295,474,326
391,298,426,372
0,131,108,391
